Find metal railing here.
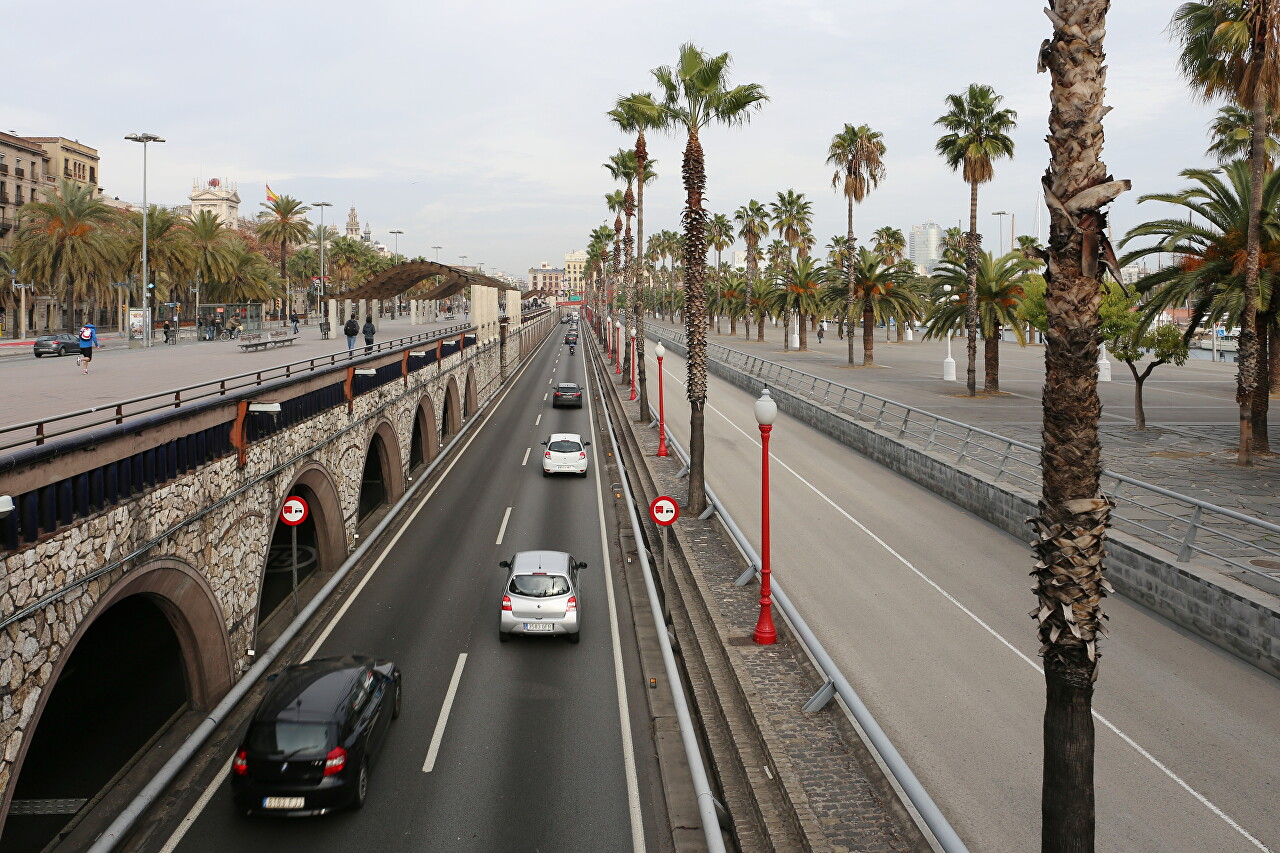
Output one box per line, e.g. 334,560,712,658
650,327,1280,587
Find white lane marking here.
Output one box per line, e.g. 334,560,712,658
522,447,531,466
158,332,554,853
495,506,512,545
585,352,646,853
657,348,1271,853
535,413,542,426
543,393,548,401
423,653,468,772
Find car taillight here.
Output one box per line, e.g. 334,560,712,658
232,748,248,776
502,595,512,611
545,451,552,458
323,745,347,776
579,452,586,459
566,596,577,613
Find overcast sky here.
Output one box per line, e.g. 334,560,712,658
11,0,1216,279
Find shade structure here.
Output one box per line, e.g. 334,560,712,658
336,261,519,303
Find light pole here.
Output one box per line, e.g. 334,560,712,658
10,270,31,340
125,132,165,347
655,341,669,457
431,247,443,320
992,210,1009,255
942,285,957,381
313,201,332,331
753,387,778,645
629,326,637,401
389,229,403,258
615,321,623,375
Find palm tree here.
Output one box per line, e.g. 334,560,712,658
1172,0,1280,464
735,199,770,286
185,209,237,319
770,258,830,350
745,275,775,341
651,42,768,514
122,206,196,313
210,240,280,303
1206,103,1280,166
257,195,311,292
827,124,887,365
935,83,1018,397
941,226,967,264
15,179,125,328
926,251,1032,391
873,227,907,265
1035,6,1129,849
833,247,914,366
605,189,626,314
769,189,812,259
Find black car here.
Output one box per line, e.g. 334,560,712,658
33,333,80,357
552,382,583,408
564,333,578,345
231,655,401,815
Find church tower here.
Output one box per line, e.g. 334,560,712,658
363,222,372,243
346,205,360,239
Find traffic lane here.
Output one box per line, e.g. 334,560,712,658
171,335,643,852
650,348,1279,853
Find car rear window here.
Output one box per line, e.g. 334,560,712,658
557,385,580,393
37,336,56,342
548,440,581,452
247,721,332,755
509,574,571,597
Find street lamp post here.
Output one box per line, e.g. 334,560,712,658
629,326,637,401
615,321,623,375
655,341,669,457
389,229,403,258
431,247,443,320
313,201,332,333
125,132,165,347
942,284,957,381
992,210,1009,255
753,388,778,645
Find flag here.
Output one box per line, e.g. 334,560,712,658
265,184,280,203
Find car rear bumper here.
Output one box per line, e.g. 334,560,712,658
500,611,579,635
231,773,356,814
551,399,583,407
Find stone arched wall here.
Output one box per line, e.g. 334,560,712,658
464,367,479,417
272,464,346,585
415,391,440,465
442,376,462,436
367,419,406,504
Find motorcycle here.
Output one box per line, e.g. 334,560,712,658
569,345,576,356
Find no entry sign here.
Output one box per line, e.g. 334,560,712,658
649,496,679,527
280,496,310,526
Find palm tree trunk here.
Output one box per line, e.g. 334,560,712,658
984,335,1000,392
1037,3,1125,850
1269,313,1280,394
846,195,857,366
1251,317,1269,451
896,322,905,342
966,180,981,397
862,296,875,366
635,133,650,422
682,126,710,516
798,313,808,351
757,315,764,342
1233,104,1266,464
1129,362,1148,430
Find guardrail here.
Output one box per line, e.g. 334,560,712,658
1,322,481,453
650,326,1280,587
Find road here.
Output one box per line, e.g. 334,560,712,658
154,330,667,853
648,343,1280,853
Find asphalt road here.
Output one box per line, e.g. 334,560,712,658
649,344,1280,853
155,332,667,853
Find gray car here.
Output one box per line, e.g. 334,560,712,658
498,550,586,643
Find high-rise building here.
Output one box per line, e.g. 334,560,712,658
564,250,588,298
909,220,944,274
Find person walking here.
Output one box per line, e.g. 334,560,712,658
196,316,204,341
362,315,376,352
76,321,100,374
290,311,299,334
343,315,359,351
817,323,825,344
162,320,173,345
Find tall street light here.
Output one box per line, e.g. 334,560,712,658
992,210,1009,255
942,285,957,381
655,341,669,457
125,132,165,347
753,387,778,645
431,246,443,320
313,202,332,331
389,229,403,258
629,326,637,401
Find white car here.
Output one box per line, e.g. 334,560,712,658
541,433,590,477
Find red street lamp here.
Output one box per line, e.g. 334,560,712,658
753,388,778,645
615,321,624,375
606,313,614,362
655,342,669,457
628,327,638,401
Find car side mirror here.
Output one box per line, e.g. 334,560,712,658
499,560,511,569
576,561,588,570
583,441,591,446
540,440,547,446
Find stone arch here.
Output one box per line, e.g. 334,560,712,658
441,376,462,438
357,420,403,524
464,366,479,417
410,391,439,471
1,559,233,836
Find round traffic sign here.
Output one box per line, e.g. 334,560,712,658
649,496,680,527
280,496,310,526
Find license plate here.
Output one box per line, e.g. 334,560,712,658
524,622,554,632
263,797,305,809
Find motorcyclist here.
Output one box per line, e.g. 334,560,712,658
569,344,576,356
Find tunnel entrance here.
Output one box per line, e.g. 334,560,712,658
441,384,459,440
358,435,389,523
2,596,186,853
260,483,323,622
409,400,437,474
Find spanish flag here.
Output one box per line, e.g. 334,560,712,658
265,184,281,203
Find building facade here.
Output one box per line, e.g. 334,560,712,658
0,133,51,250
563,250,587,298
23,137,99,195
909,220,944,274
187,178,241,226
528,262,564,295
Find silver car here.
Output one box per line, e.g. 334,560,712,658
541,433,590,477
498,551,586,643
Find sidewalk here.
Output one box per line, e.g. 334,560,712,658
649,317,1280,547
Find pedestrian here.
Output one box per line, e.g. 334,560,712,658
76,320,100,374
343,315,359,351
162,320,173,345
817,325,825,344
290,311,299,334
213,316,224,339
362,315,376,352
197,316,204,341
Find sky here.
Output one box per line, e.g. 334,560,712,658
8,0,1219,280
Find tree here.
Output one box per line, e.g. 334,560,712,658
832,247,915,366
827,124,886,367
605,149,642,377
209,240,280,303
1206,103,1279,165
256,195,311,288
652,42,768,515
768,258,829,351
941,226,967,264
1101,291,1191,429
122,206,195,310
926,250,1033,391
1172,0,1280,464
873,226,906,264
1035,4,1129,849
935,83,1018,397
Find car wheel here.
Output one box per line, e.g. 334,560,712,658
567,630,581,644
33,352,42,358
351,760,369,810
542,469,550,477
499,629,510,643
579,470,588,478
392,678,402,719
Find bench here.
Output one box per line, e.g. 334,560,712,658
238,330,297,352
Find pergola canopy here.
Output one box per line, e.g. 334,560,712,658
336,261,519,302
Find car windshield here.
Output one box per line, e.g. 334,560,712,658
548,440,581,453
246,721,331,756
509,574,571,597
557,385,579,393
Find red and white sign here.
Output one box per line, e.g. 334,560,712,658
279,496,310,526
649,496,679,527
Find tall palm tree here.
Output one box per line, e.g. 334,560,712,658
734,199,770,285
651,42,767,514
837,247,916,366
941,226,967,264
926,251,1033,391
605,189,626,315
1172,0,1280,464
1035,5,1129,849
15,179,124,327
745,275,775,341
935,83,1018,397
707,213,734,268
605,150,641,374
1206,103,1279,166
209,239,281,303
122,206,196,312
185,209,237,318
873,226,907,265
827,124,887,365
769,189,812,259
769,258,830,351
257,195,311,289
